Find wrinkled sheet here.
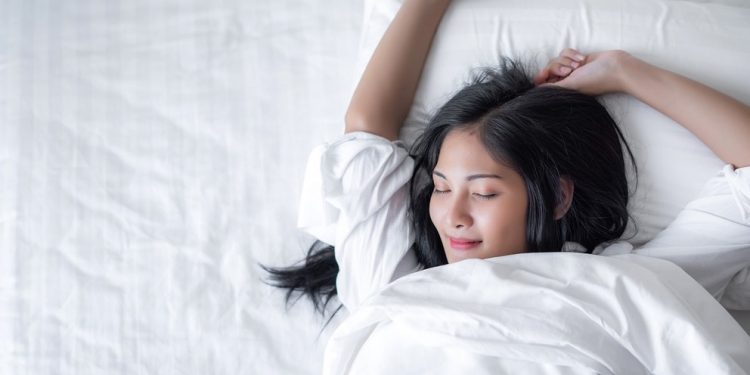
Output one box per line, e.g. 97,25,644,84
1,0,749,374
1,0,362,374
325,254,750,374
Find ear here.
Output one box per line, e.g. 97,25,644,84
554,176,575,220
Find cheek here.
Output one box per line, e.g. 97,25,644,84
479,198,528,242
503,195,529,247
474,206,506,232
428,196,440,227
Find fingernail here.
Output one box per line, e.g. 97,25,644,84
571,62,580,68
561,67,572,74
575,54,585,61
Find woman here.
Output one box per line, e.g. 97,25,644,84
265,3,750,370
266,0,748,313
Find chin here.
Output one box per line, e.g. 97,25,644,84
446,250,482,264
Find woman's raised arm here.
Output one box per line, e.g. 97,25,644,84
345,0,452,141
540,49,750,168
620,55,750,168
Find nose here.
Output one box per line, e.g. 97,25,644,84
447,196,473,229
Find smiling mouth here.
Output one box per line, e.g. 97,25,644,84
449,238,482,250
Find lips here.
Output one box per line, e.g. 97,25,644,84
449,237,482,250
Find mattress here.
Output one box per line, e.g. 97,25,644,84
1,0,748,374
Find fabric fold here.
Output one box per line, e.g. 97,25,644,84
323,254,750,374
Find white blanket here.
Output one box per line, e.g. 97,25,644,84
325,254,750,374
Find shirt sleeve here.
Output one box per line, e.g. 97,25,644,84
636,165,750,310
297,132,420,311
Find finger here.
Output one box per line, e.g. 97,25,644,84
533,68,551,85
537,62,574,85
552,62,573,76
561,48,586,63
556,56,581,70
537,53,583,84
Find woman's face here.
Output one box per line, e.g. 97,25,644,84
429,128,529,263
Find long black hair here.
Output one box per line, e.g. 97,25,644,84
262,58,636,319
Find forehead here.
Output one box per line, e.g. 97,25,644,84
436,129,510,172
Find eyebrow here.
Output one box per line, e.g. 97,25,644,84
433,170,503,181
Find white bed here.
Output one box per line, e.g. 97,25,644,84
1,0,748,374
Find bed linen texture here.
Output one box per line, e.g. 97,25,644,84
324,254,750,374
1,0,363,374
3,0,750,374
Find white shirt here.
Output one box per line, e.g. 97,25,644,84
297,131,750,312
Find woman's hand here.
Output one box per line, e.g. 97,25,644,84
534,49,631,96
537,48,750,167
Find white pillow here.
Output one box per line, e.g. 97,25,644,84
355,0,750,246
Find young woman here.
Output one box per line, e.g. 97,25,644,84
266,0,750,328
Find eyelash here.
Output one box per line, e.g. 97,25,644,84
432,188,497,200
474,193,497,200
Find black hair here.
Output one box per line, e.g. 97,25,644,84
262,58,637,319
261,240,341,316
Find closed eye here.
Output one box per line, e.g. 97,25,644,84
473,193,497,200
433,188,450,194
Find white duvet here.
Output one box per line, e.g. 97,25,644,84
324,253,750,374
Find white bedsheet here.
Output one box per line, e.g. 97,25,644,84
326,254,750,374
1,0,749,374
1,0,361,374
